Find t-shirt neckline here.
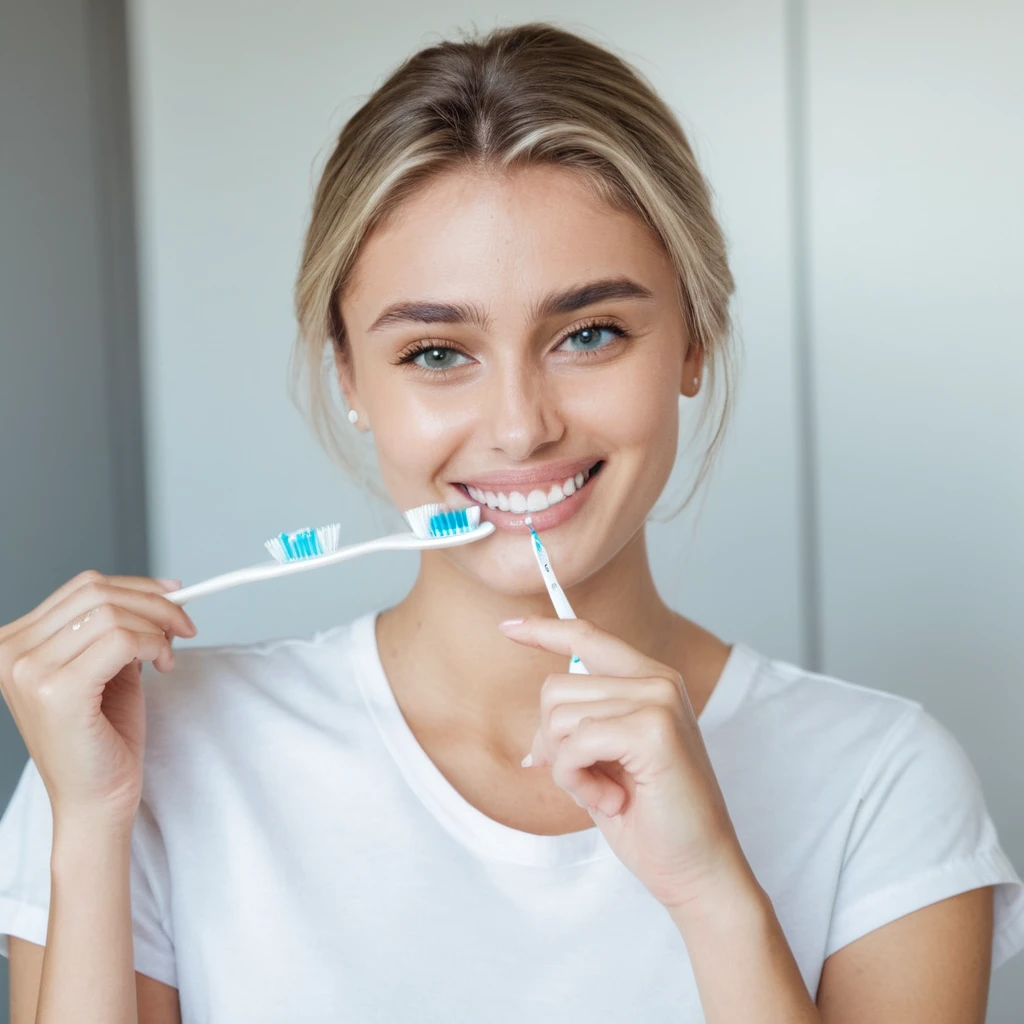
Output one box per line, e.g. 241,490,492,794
347,610,759,866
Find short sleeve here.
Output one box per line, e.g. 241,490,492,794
825,706,1024,969
0,757,51,955
0,757,178,986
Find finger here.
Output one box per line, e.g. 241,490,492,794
49,627,177,703
530,696,638,768
106,574,182,595
5,572,178,637
499,617,668,680
554,762,625,818
550,714,639,816
524,672,683,767
22,605,172,681
1,570,107,638
20,581,196,653
539,673,680,716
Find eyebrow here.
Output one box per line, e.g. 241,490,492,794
366,277,654,333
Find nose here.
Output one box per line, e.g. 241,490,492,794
484,359,565,461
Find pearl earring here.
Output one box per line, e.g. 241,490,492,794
693,376,700,391
347,409,359,425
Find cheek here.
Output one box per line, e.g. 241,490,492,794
371,386,473,498
570,359,679,453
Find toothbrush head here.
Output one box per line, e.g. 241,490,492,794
264,523,342,564
524,515,543,549
403,502,482,539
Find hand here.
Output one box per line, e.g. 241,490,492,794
0,570,197,827
499,615,751,911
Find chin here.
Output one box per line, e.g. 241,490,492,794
441,511,617,600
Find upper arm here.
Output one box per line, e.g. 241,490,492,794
817,886,994,1024
8,936,181,1024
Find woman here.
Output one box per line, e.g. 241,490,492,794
1,21,1021,1024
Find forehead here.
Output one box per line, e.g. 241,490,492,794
342,165,669,321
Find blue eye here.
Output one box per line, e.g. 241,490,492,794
556,323,624,353
408,346,472,371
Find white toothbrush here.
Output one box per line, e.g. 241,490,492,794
524,516,588,674
164,504,494,606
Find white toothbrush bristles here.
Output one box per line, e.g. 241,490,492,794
264,523,342,564
402,502,444,540
403,502,481,539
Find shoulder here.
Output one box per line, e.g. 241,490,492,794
721,645,988,816
729,645,925,764
137,612,374,757
720,648,1024,969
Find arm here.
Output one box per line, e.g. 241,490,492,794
10,939,180,1024
33,816,138,1024
500,617,1003,1024
9,818,181,1024
816,886,993,1023
669,866,993,1024
668,864,819,1022
0,572,193,1023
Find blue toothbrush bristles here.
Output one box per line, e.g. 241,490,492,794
430,507,474,537
525,516,543,551
403,502,481,539
264,523,342,564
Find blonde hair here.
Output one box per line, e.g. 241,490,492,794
291,21,737,508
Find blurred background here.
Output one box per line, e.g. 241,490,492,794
1,0,1021,1018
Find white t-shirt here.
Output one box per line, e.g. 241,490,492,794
1,611,1022,1022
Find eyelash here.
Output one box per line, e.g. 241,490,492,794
395,317,631,377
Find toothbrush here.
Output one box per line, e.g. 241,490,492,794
524,516,588,675
163,504,494,606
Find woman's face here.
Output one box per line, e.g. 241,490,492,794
338,164,700,595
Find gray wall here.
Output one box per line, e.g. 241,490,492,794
126,4,1023,1017
1,0,1021,1020
806,8,1024,1015
0,0,146,1016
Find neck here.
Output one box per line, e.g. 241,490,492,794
376,527,683,738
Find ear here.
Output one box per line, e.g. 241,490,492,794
680,339,705,397
332,344,366,426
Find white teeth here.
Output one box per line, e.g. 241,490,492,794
526,489,549,512
464,464,596,513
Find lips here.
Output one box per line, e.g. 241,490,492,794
461,462,601,513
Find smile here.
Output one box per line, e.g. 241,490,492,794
457,461,603,513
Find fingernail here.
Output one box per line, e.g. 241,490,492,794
520,753,533,767
158,578,182,591
499,618,525,629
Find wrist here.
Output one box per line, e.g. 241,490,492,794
51,811,134,872
665,852,772,939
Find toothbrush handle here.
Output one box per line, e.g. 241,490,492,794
527,530,590,675
544,599,588,674
164,525,494,606
536,583,589,674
